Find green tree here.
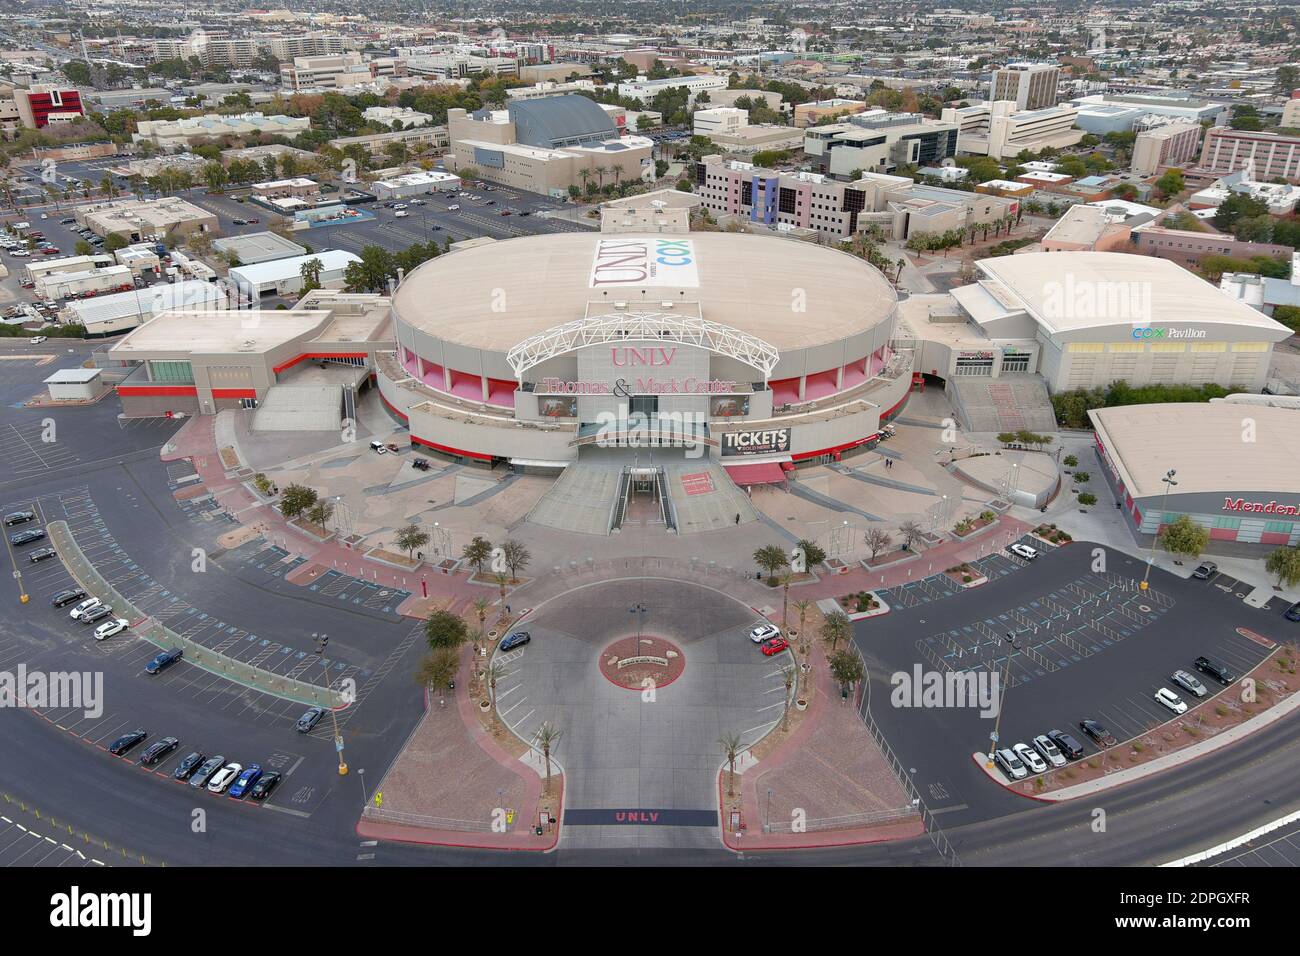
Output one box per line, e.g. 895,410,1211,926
74,239,93,256
103,233,128,253
1265,546,1300,589
424,608,469,651
415,647,459,691
396,522,430,558
278,483,317,518
795,538,826,569
820,609,851,652
1158,514,1209,560
1153,168,1185,198
461,535,492,576
753,543,789,585
828,648,865,691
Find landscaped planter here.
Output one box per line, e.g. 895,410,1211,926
479,700,491,712
1031,523,1073,547
823,558,851,575
795,698,808,712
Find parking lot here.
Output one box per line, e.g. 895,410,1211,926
856,541,1290,825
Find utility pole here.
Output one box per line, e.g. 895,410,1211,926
314,632,348,775
1140,469,1177,591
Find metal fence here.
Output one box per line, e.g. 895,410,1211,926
49,521,344,708
767,805,918,834
360,806,494,833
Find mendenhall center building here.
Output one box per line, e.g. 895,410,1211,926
377,222,914,479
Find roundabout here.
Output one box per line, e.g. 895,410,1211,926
491,578,793,849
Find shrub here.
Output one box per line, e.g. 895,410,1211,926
1063,454,1078,467
1078,492,1097,506
1073,471,1091,483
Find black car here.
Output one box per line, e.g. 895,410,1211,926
140,736,180,766
249,771,282,800
145,647,183,674
51,587,87,608
28,547,57,563
60,217,76,224
9,528,45,546
80,604,113,625
1078,719,1117,748
296,706,325,733
109,730,148,756
173,751,206,781
499,631,531,652
1046,729,1085,760
1194,655,1238,685
3,511,34,526
411,457,431,470
1285,601,1300,623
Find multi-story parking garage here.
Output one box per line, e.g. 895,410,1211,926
377,224,914,480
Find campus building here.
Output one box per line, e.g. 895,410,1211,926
1090,402,1300,554
942,101,1084,160
990,63,1060,110
1198,127,1300,183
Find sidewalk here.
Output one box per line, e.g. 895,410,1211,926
355,645,560,851
721,638,924,851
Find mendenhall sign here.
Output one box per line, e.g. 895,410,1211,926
1223,498,1300,515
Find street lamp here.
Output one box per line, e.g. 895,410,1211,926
313,632,348,776
629,602,648,650
1140,469,1178,590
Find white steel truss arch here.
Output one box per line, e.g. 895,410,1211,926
506,311,780,381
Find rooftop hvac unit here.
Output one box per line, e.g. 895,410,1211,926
613,301,628,310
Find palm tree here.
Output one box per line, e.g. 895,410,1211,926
718,732,742,797
780,665,797,729
780,570,793,630
792,598,812,654
494,571,510,621
534,722,562,794
820,609,851,652
486,660,506,708
472,597,490,642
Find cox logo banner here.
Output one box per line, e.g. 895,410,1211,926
589,238,700,288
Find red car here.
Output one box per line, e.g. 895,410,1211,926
760,636,790,656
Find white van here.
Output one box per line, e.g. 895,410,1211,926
447,204,460,211
394,210,409,218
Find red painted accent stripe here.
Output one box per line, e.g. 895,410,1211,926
379,391,409,422
116,385,197,397
410,434,493,461
211,388,256,399
272,352,368,375
791,434,879,462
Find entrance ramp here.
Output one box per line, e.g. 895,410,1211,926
664,460,759,534
251,384,343,432
524,460,623,536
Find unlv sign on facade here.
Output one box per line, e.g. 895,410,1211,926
588,238,700,288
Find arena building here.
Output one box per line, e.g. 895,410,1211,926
377,224,913,478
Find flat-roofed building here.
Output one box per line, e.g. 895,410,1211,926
1040,204,1132,252
991,63,1060,110
228,249,361,299
132,112,310,150
371,170,462,199
793,98,868,128
1199,127,1300,184
1090,402,1300,553
250,178,321,201
79,198,218,242
1131,122,1203,177
212,231,308,265
362,105,433,129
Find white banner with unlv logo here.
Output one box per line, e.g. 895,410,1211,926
588,237,700,288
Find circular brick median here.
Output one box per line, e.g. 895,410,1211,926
598,635,684,690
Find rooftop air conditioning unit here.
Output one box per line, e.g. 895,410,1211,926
613,301,628,310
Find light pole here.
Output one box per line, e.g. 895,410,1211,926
313,632,348,775
986,636,1015,768
358,767,368,808
1141,469,1177,591
629,602,648,650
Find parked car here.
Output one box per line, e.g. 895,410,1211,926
1155,687,1188,715
1078,719,1117,747
1046,729,1086,760
69,597,102,620
30,334,48,343
748,622,781,644
1170,669,1208,698
93,618,130,641
1008,543,1038,560
9,528,46,546
296,706,325,733
173,751,206,780
1012,742,1047,774
207,762,243,794
80,604,114,625
28,546,57,563
1031,734,1067,768
994,748,1027,780
109,730,148,756
1191,561,1218,580
1194,655,1238,685
228,764,263,799
1283,601,1300,623
59,217,76,224
369,440,388,454
411,457,431,470
189,755,226,788
499,631,531,652
3,511,35,526
395,210,409,217
51,587,86,608
760,636,790,656
249,771,282,800
145,647,183,674
140,736,180,766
